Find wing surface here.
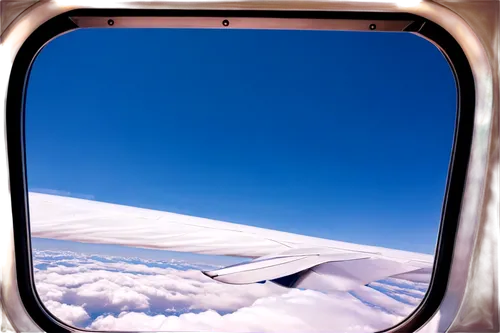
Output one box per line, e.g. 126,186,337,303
29,192,434,291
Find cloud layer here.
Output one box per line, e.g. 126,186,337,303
33,248,428,332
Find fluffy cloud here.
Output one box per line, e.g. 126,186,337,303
33,249,428,332
89,288,406,332
44,300,90,326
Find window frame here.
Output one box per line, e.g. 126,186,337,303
4,7,478,333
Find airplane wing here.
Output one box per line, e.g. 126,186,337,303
28,192,434,292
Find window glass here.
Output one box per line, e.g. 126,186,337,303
26,27,456,332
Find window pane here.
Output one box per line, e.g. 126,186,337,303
26,27,456,332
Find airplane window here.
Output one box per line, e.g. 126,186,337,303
25,27,456,332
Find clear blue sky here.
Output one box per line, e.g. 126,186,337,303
25,28,456,254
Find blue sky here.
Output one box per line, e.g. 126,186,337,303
25,28,456,254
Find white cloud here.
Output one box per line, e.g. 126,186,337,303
350,285,414,317
33,249,428,332
30,188,95,200
44,300,90,326
89,289,405,332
